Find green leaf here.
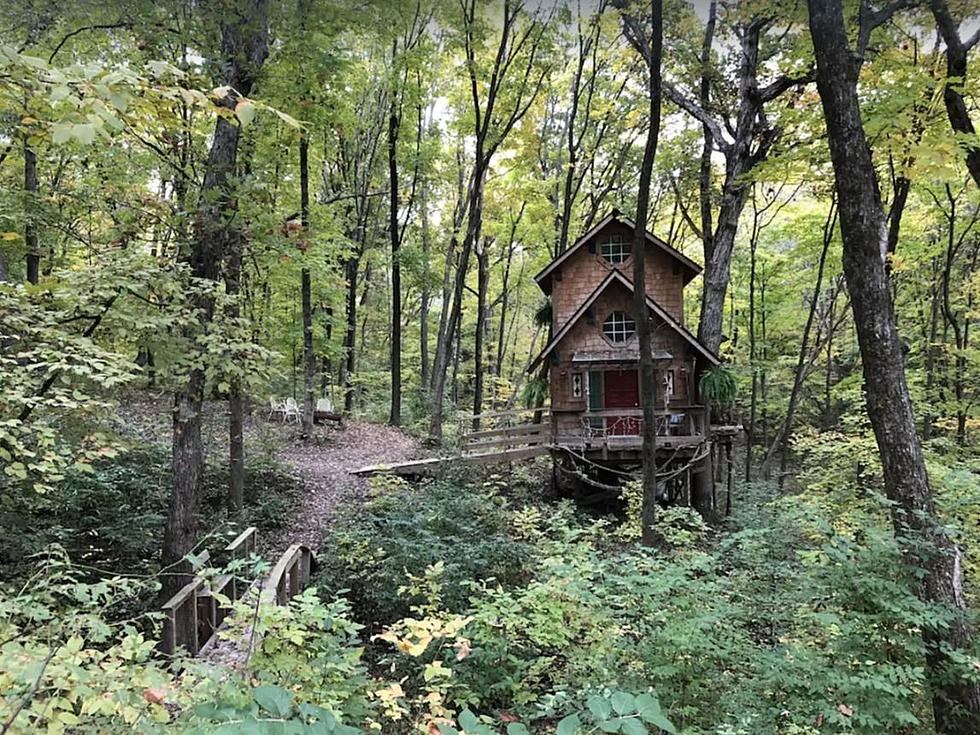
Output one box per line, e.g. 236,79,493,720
557,714,581,735
506,724,531,735
52,123,73,144
252,684,292,717
458,710,480,732
588,696,612,720
611,692,635,716
636,693,675,734
236,100,256,128
73,123,97,145
621,720,647,735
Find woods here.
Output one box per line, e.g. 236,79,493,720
2,0,980,733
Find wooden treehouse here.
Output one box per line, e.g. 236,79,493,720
528,210,721,499
356,211,729,507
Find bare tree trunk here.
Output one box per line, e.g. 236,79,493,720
930,0,980,190
618,0,663,544
761,199,836,478
388,82,402,426
420,188,432,389
697,0,717,263
809,1,980,729
226,201,246,513
164,0,269,597
24,142,39,285
300,135,315,439
472,237,490,427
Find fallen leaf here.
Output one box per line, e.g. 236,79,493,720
837,703,853,717
143,688,166,705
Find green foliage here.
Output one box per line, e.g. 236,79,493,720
313,475,535,625
697,366,738,409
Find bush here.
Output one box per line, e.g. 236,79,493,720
0,444,302,584
313,474,537,628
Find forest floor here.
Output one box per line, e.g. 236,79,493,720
112,391,423,556
267,420,421,553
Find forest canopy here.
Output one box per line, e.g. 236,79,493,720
2,0,980,733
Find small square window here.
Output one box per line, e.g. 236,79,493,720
600,235,631,264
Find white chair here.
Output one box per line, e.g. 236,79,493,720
315,397,333,414
268,397,286,421
283,397,302,423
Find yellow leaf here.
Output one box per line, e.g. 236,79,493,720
1,232,20,241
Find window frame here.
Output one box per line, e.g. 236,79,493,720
602,310,636,345
599,234,631,265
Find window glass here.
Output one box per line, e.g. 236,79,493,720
602,311,636,343
600,235,631,264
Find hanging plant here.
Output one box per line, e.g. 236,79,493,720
698,366,737,409
534,299,552,327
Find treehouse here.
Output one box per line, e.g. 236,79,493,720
530,210,719,467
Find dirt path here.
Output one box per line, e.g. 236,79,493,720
266,420,421,553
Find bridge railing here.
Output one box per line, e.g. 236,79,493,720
263,543,314,606
457,407,551,454
162,526,302,657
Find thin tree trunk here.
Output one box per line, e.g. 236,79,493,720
808,1,980,729
227,236,245,512
420,188,432,389
24,142,39,285
618,0,664,544
761,199,836,478
300,135,315,438
472,238,490,427
698,0,717,263
388,78,402,426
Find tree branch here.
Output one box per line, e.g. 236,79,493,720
664,83,731,153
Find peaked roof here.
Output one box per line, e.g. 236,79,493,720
529,269,720,371
534,210,702,295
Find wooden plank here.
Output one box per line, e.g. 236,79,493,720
462,436,547,452
352,445,551,477
461,422,545,440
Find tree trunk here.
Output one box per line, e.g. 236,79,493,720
698,0,717,263
930,0,980,190
618,0,664,544
226,232,245,513
472,238,490,427
163,0,269,596
300,135,315,439
388,91,402,426
808,1,980,729
24,141,39,285
420,188,432,389
340,255,359,414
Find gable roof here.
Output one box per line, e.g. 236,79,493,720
534,210,702,295
529,269,720,372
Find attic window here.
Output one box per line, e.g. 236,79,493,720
603,311,636,343
600,235,631,264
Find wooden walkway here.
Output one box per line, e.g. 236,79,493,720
352,408,551,477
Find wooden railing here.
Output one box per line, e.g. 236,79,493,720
263,543,314,605
159,528,316,658
458,407,551,455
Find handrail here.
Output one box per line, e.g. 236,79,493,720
159,528,260,657
263,544,314,606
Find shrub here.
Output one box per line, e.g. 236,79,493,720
313,475,536,628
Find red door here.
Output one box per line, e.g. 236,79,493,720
603,369,640,435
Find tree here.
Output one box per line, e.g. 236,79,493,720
427,0,552,440
666,4,811,355
163,0,271,591
807,0,980,729
615,0,663,545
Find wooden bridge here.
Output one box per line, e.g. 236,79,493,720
352,407,553,477
159,527,314,657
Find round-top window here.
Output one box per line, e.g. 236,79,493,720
603,311,636,343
